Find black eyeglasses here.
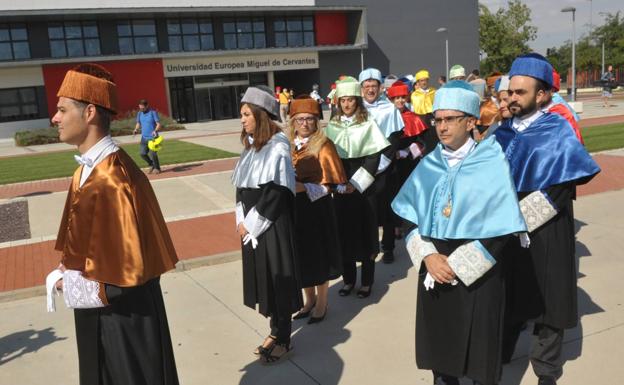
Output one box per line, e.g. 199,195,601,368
294,117,317,125
433,115,467,126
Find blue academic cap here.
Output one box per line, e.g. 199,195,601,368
433,80,481,118
358,68,383,84
509,53,553,87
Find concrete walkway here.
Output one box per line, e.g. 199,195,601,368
0,188,623,385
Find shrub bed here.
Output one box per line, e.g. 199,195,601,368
14,111,184,146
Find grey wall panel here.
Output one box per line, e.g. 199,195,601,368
318,50,361,97
315,0,479,80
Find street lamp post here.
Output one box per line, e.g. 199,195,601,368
562,7,576,102
436,27,449,79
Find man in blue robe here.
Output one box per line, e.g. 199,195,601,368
494,54,600,385
393,81,527,385
359,67,405,263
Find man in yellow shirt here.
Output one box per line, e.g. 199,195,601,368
278,87,291,122
410,70,436,114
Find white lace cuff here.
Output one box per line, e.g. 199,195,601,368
235,202,245,227
520,191,558,233
304,183,329,202
376,154,392,174
243,206,273,239
447,241,496,286
46,269,64,312
336,184,348,194
62,270,105,309
350,167,375,193
405,229,438,268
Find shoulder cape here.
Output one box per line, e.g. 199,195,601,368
364,97,405,137
55,149,178,286
391,136,527,240
324,117,390,159
401,109,429,137
231,132,296,193
292,139,347,185
494,113,600,192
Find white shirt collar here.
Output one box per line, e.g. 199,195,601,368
512,109,543,132
294,136,309,150
77,135,119,187
441,137,476,167
340,115,355,124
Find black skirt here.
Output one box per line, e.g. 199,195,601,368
333,190,379,261
294,192,343,287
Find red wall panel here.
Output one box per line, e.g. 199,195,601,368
42,59,169,119
315,13,348,46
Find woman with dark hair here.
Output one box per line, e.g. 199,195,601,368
325,77,390,299
231,86,302,364
287,96,347,324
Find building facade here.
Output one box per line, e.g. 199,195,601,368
0,0,478,138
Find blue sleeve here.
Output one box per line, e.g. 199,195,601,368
152,110,160,123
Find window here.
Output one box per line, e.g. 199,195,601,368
0,23,30,61
274,16,314,48
48,21,100,58
117,20,158,54
0,87,43,123
168,19,214,52
223,18,265,50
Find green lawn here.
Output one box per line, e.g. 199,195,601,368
0,140,237,185
583,123,624,153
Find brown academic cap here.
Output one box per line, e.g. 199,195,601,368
57,63,118,114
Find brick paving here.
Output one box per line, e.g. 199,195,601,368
580,114,624,128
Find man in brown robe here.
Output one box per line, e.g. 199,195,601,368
45,63,179,385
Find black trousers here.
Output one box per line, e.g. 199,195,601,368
140,137,160,170
530,323,564,379
342,258,375,286
381,220,396,252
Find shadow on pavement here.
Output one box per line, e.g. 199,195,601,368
238,241,411,385
167,163,204,173
0,327,67,366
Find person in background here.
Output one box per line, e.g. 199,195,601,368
437,75,447,87
134,99,162,174
310,84,324,120
544,69,583,143
279,87,291,122
411,69,436,115
288,96,347,324
601,64,615,108
475,72,503,140
325,77,390,299
448,65,466,81
468,69,486,100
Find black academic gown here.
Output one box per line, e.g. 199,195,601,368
74,278,179,385
237,182,303,318
333,152,382,261
504,183,578,331
415,234,511,385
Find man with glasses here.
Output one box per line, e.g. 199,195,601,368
358,68,405,263
392,80,527,385
495,54,600,385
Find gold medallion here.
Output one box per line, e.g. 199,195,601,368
442,200,452,217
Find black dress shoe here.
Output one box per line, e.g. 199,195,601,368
538,376,557,385
356,287,372,298
338,285,354,296
307,308,327,324
382,251,395,264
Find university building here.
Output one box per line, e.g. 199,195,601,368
0,0,478,138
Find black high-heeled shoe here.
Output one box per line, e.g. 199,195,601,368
338,284,354,296
307,307,327,324
293,300,316,319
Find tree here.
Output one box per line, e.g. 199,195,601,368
479,0,537,74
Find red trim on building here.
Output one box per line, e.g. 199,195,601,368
41,59,169,118
315,13,348,45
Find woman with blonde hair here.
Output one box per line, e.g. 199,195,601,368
288,96,347,323
325,77,390,299
231,85,302,364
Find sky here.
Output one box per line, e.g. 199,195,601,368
479,0,624,54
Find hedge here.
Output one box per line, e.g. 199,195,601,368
14,110,185,146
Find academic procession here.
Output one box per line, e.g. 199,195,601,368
0,1,614,385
